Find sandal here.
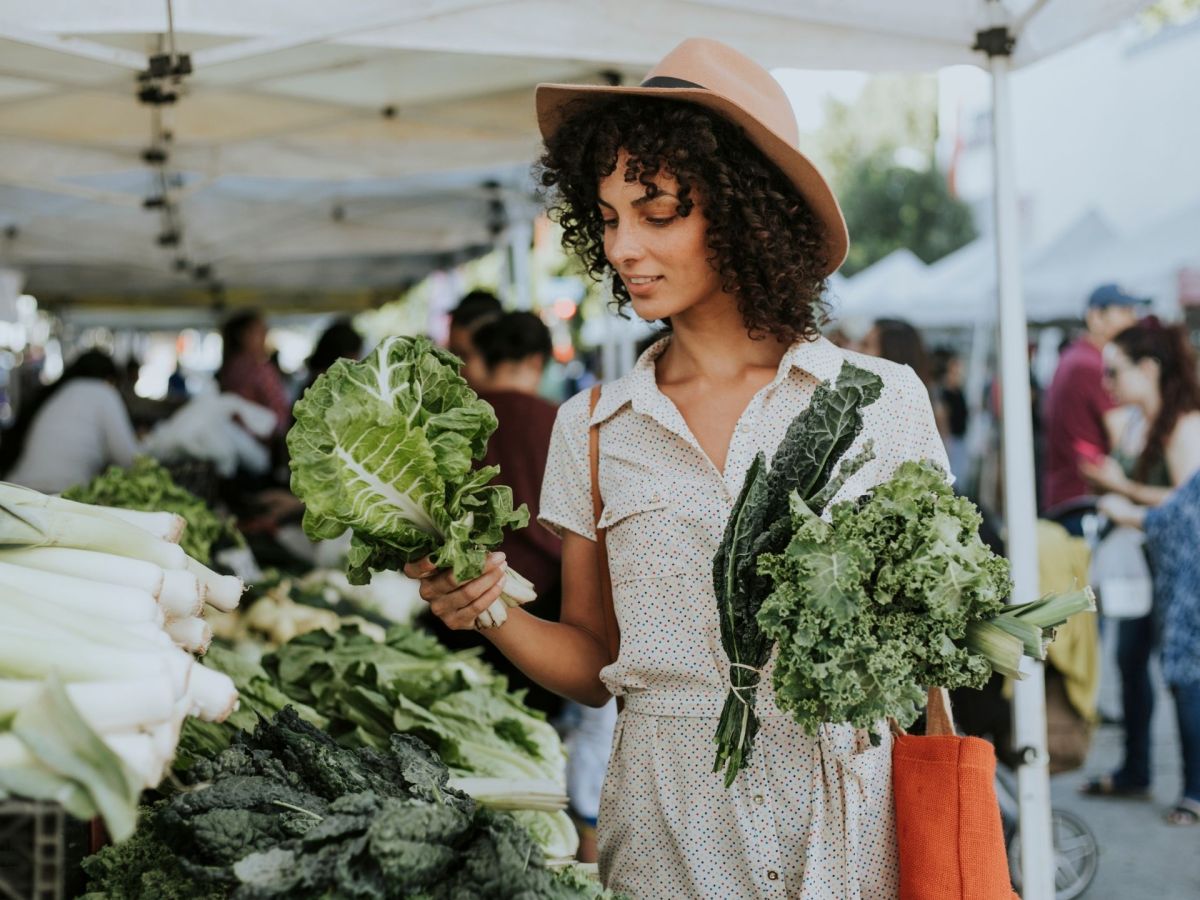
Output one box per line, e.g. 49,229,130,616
1164,798,1200,827
1078,774,1151,799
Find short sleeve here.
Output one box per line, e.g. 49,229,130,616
538,390,596,541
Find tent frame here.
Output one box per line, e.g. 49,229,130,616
979,10,1053,898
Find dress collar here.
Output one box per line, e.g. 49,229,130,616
588,333,845,427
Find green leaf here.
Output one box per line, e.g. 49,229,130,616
288,336,526,585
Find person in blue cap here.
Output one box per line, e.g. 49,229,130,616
1041,282,1152,531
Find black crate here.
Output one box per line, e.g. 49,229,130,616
0,801,89,900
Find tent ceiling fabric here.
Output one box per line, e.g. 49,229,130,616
0,0,1150,310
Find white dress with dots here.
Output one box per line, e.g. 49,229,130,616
539,336,951,900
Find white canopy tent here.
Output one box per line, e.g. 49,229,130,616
0,2,1157,893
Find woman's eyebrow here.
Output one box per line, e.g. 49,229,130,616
597,192,677,211
632,191,678,208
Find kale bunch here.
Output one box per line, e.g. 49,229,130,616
83,709,612,899
757,460,1013,739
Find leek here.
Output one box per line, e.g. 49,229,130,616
0,560,163,624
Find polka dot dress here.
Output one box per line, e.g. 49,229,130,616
539,336,951,900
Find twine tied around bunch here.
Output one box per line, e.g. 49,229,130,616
727,662,766,707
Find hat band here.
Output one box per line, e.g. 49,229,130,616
640,75,706,90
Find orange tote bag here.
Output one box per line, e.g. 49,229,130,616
892,688,1020,900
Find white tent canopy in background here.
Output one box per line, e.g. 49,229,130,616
0,0,1152,312
836,199,1197,328
0,3,1157,895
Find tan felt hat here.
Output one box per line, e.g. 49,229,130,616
536,38,849,275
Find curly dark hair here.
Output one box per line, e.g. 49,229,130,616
537,96,831,343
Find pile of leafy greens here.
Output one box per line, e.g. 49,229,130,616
82,708,619,900
712,362,882,786
178,622,575,858
64,456,241,565
287,335,527,588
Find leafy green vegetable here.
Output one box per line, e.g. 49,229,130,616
712,362,882,786
176,644,328,769
82,709,609,899
288,335,527,586
757,461,1018,738
64,457,242,564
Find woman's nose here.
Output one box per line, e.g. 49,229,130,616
606,221,644,266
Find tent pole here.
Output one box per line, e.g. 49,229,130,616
988,44,1055,900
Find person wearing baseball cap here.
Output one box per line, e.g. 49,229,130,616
1042,282,1152,527
411,38,949,897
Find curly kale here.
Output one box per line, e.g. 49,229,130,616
758,460,1012,739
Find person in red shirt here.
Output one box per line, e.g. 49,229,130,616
432,310,564,717
1041,283,1150,533
216,310,291,438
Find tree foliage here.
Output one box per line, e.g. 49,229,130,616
835,150,977,277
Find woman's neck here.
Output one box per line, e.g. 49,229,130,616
1140,394,1161,422
657,301,790,385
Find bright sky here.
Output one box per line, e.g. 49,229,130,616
772,68,870,131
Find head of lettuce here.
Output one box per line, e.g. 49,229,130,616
287,335,534,626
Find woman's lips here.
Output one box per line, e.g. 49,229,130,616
624,275,662,297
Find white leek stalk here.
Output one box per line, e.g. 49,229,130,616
185,664,238,723
165,616,212,655
0,678,175,734
185,556,243,612
0,546,165,597
160,569,204,618
0,561,163,624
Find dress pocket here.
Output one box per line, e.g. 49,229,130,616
599,494,693,585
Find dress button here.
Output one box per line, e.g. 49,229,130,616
754,794,765,805
767,870,779,881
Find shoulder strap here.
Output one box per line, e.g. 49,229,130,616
588,385,620,665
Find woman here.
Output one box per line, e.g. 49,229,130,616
407,39,947,898
216,310,290,437
2,349,138,493
1079,319,1200,820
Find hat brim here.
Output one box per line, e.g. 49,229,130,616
535,82,849,276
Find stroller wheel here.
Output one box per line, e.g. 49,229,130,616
1008,809,1099,900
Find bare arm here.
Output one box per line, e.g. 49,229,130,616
1166,413,1200,489
405,530,613,708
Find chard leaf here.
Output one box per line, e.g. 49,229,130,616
288,336,528,585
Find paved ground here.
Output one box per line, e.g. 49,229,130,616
1037,627,1200,898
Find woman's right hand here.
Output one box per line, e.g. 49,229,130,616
403,552,508,630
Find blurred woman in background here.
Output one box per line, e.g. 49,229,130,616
217,310,290,437
1,349,138,493
1080,318,1200,821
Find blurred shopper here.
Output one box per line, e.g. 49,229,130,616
1079,319,1200,806
1,349,138,493
1100,470,1200,826
434,311,564,716
1041,283,1150,531
862,317,949,439
446,290,503,390
217,310,290,437
299,317,363,400
933,347,970,484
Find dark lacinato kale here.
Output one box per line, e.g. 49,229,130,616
82,708,611,900
712,362,883,786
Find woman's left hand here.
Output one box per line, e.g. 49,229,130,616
1081,455,1129,495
